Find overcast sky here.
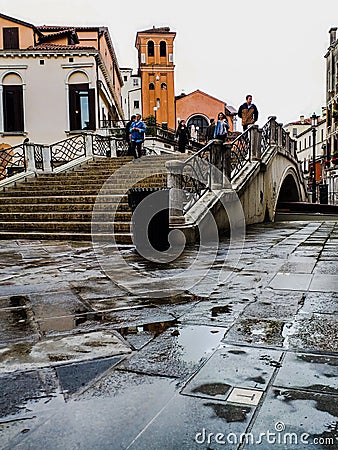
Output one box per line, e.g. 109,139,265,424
3,0,338,128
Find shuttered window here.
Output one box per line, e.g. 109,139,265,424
3,28,19,50
3,85,24,132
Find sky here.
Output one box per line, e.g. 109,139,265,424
2,0,338,128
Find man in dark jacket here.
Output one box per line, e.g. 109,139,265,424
205,118,215,142
238,95,259,131
125,115,136,155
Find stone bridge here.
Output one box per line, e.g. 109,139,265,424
0,117,308,244
165,117,308,242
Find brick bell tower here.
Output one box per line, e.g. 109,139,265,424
135,26,176,130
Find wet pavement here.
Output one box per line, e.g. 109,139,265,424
0,220,337,449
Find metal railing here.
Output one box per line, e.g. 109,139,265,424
180,140,214,212
260,118,272,155
0,143,26,179
50,134,86,170
230,128,251,178
34,144,44,170
91,134,112,157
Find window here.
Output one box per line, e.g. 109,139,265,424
147,41,154,57
133,78,139,86
309,136,311,147
69,83,95,130
161,82,167,90
134,100,140,109
149,82,155,90
40,60,44,65
3,27,19,49
3,85,24,132
292,128,297,137
160,41,167,57
124,76,128,81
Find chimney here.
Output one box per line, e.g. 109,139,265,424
329,27,337,45
300,115,305,123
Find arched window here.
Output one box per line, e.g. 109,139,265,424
2,73,24,132
160,41,167,57
147,41,154,57
149,82,155,90
161,82,167,90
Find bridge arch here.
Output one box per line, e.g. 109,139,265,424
275,167,302,208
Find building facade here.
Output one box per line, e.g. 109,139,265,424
120,68,141,122
285,115,327,199
175,89,236,142
0,13,124,147
324,27,338,203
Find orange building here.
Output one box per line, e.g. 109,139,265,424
175,90,236,141
135,27,176,130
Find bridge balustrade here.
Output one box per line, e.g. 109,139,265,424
165,117,299,224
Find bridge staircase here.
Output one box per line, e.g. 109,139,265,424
0,154,186,243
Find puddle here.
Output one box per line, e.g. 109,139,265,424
225,319,286,346
191,382,231,397
9,295,28,307
204,402,252,422
0,331,131,372
211,305,232,316
117,319,178,338
122,324,226,378
116,319,178,350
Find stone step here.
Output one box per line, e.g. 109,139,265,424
0,230,132,243
15,177,167,188
1,186,165,196
0,211,132,221
0,195,127,204
0,202,130,213
0,221,131,232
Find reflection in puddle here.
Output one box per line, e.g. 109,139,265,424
38,312,106,333
117,319,178,338
211,305,232,317
204,402,251,422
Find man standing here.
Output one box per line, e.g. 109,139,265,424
205,118,215,143
129,114,146,159
125,115,136,156
238,95,259,131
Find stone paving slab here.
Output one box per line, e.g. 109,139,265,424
0,330,131,373
300,292,338,314
127,393,255,450
223,318,287,348
244,388,338,449
309,274,338,292
285,313,338,352
273,352,338,395
268,273,313,291
181,344,282,401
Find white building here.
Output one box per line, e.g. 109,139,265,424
120,68,142,122
0,13,125,147
284,115,327,195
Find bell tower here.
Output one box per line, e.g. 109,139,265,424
135,26,176,130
